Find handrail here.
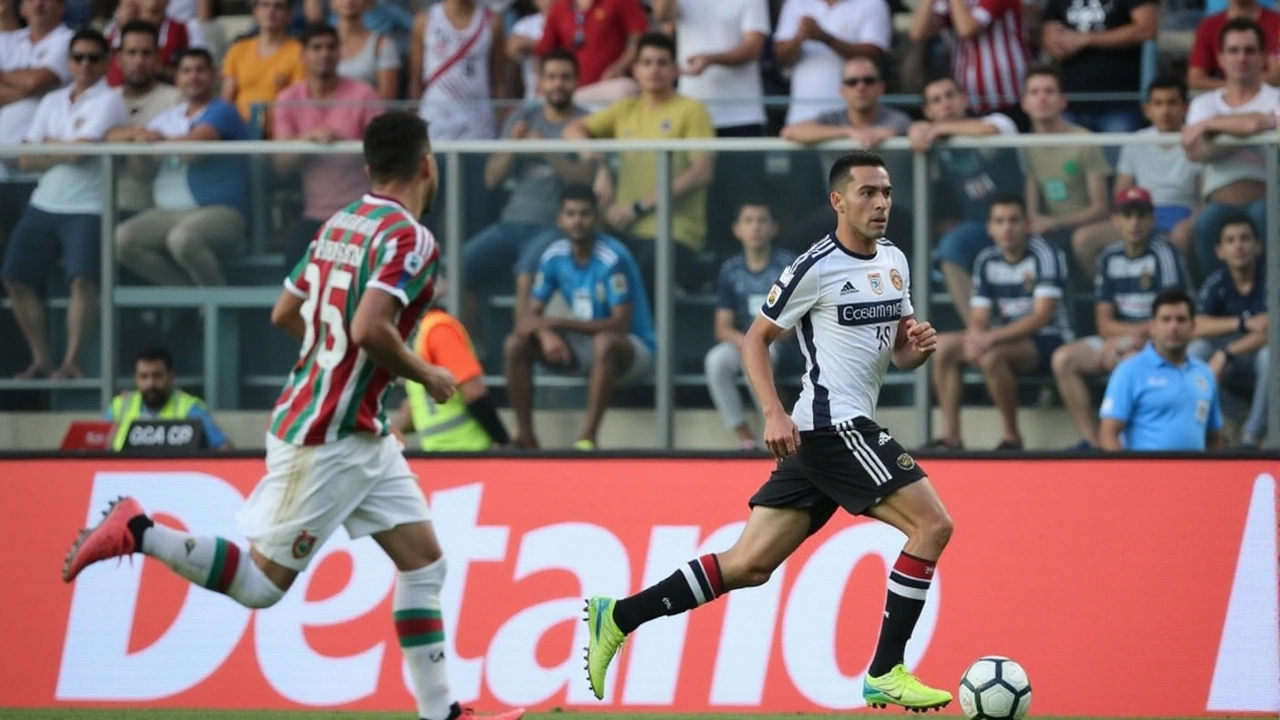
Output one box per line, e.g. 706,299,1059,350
0,132,1273,156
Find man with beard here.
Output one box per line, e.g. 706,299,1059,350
105,345,230,450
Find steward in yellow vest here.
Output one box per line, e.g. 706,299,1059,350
399,309,509,451
106,347,231,451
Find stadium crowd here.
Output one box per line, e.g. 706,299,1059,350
0,0,1273,450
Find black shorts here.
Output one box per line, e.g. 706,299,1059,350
749,417,927,536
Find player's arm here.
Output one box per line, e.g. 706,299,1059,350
428,322,512,446
1098,417,1126,451
966,304,991,333
892,316,937,369
1098,363,1133,451
352,289,456,399
988,296,1055,343
271,289,307,341
742,314,790,421
1094,302,1146,340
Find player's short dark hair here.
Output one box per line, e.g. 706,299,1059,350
175,47,215,69
988,192,1027,217
540,47,578,75
1219,16,1265,50
70,28,109,56
1217,212,1259,243
1151,288,1195,319
636,32,676,61
118,20,160,47
1146,74,1187,102
1023,64,1061,91
921,74,960,98
135,346,174,370
828,150,886,191
735,196,774,220
560,183,597,208
300,22,338,47
363,110,430,184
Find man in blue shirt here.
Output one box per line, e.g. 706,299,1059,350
1187,215,1267,447
1100,289,1225,451
105,346,231,451
930,194,1072,450
1051,187,1189,449
504,184,655,451
704,199,795,450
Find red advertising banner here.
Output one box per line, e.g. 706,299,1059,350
0,457,1275,717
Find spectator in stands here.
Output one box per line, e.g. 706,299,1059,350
565,32,715,295
105,0,204,86
466,49,590,329
222,0,305,130
908,74,1023,323
115,49,250,288
908,0,1031,117
0,0,74,254
704,199,795,450
653,0,769,256
2,29,127,381
535,0,649,105
503,184,655,451
1042,0,1158,133
106,345,231,450
930,194,1072,450
1020,65,1111,257
1188,216,1267,447
1051,187,1189,450
274,23,383,269
1182,18,1278,276
773,0,892,124
330,0,401,99
1099,289,1226,451
0,0,18,29
1069,76,1200,274
780,54,910,252
1188,0,1280,90
508,0,551,101
104,21,184,220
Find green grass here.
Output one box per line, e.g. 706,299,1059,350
0,711,1254,720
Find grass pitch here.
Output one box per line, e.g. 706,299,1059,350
0,710,1254,720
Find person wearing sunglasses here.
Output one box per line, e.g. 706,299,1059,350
1,29,128,382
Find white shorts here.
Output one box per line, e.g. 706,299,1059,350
237,433,432,571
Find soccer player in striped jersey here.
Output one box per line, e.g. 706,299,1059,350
61,111,525,720
583,151,955,712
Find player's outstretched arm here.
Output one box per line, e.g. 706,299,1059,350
352,288,457,403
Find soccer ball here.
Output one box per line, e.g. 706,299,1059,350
958,656,1032,720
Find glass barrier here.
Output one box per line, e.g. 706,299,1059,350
0,133,1276,449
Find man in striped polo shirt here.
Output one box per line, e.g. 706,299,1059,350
61,111,525,720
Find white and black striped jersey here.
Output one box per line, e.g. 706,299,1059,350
970,235,1073,341
760,234,913,431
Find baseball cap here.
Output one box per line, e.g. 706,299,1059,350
1114,186,1153,211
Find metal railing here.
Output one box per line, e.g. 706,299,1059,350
0,131,1275,448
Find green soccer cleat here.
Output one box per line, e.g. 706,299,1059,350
582,596,626,700
863,664,953,712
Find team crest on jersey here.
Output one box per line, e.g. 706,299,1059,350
766,284,782,307
868,272,883,295
1195,375,1208,391
1139,270,1152,290
889,268,903,291
1023,269,1036,293
610,272,627,295
291,530,317,559
897,453,916,470
405,251,426,276
74,116,86,130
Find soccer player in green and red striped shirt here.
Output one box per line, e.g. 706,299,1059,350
62,111,526,720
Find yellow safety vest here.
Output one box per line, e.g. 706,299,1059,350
406,311,491,452
109,389,206,451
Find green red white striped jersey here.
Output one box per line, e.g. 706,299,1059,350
270,193,438,445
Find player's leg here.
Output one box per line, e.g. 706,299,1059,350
503,329,548,448
1051,338,1106,447
1242,346,1268,446
579,331,635,447
705,340,755,445
1070,220,1119,279
584,458,829,700
975,339,1041,448
935,221,990,325
928,331,967,447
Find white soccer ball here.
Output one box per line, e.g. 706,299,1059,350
958,656,1032,720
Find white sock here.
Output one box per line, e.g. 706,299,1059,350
141,522,284,609
395,558,452,720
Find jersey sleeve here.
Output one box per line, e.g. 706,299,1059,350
970,257,993,309
1207,378,1224,432
368,223,439,306
284,245,312,298
584,101,623,138
1099,360,1135,423
1196,274,1223,315
899,258,915,318
604,262,635,309
426,322,484,385
760,258,819,330
716,263,737,311
774,0,802,41
1094,253,1115,305
1189,22,1216,70
530,255,558,304
1033,246,1067,299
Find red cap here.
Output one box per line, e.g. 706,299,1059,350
1114,186,1153,209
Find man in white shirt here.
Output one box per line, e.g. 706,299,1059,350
1181,16,1279,276
1,29,128,380
773,0,892,125
653,0,770,253
104,20,183,219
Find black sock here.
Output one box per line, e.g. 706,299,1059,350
127,514,154,550
869,552,936,677
612,554,726,634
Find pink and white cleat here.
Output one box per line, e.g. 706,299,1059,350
62,496,146,583
452,707,526,720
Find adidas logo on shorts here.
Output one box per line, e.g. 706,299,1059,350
878,432,892,446
840,281,858,295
